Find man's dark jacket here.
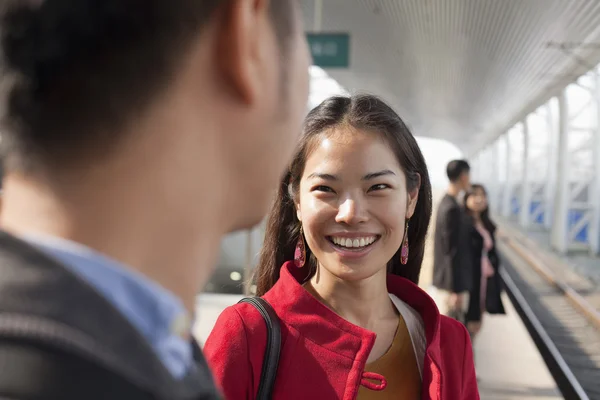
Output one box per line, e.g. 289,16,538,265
432,194,472,293
0,231,221,399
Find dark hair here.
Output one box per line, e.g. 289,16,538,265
463,184,496,234
255,94,433,296
0,0,295,173
446,159,470,182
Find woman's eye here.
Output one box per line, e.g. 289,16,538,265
312,185,334,193
369,184,390,192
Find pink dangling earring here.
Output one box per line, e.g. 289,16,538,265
294,226,306,268
400,220,409,265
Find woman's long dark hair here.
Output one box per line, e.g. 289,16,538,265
254,94,433,296
463,184,496,234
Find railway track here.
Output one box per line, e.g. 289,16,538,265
498,232,600,400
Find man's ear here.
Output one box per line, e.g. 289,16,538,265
215,0,273,105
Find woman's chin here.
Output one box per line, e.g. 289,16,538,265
324,263,384,283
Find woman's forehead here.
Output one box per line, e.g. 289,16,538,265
305,129,398,169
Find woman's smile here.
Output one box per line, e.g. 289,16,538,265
326,234,382,259
329,235,379,249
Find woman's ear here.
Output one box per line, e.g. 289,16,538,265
405,173,421,219
289,182,302,222
288,181,302,222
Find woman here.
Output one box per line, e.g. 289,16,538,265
463,184,506,341
204,95,478,399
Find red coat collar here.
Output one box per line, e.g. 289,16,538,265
263,261,443,368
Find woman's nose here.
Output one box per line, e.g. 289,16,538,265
335,197,368,225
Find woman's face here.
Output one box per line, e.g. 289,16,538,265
466,187,488,214
296,128,419,282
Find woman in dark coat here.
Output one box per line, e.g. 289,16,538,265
463,184,505,341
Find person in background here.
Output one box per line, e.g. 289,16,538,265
0,0,309,398
463,184,506,345
432,160,472,322
205,95,479,400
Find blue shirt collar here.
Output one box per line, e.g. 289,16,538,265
22,232,193,379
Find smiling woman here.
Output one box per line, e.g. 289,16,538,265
261,95,432,289
204,95,479,400
297,128,420,286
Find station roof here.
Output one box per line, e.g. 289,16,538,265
301,0,600,154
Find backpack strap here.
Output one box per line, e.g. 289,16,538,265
238,297,281,400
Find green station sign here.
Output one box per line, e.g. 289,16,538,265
306,33,350,68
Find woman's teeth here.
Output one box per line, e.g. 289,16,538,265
331,236,377,249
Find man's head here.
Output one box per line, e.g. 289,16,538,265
0,0,310,232
446,159,470,191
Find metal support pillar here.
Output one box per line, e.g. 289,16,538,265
496,139,503,215
476,151,483,183
502,133,512,218
544,101,557,230
471,153,480,182
485,146,493,184
520,119,531,228
313,0,323,32
551,91,571,255
490,142,501,216
590,71,600,255
243,229,253,295
475,150,482,183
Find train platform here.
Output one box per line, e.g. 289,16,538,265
418,213,564,399
194,293,243,346
473,293,561,400
495,221,600,399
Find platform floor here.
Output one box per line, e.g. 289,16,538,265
416,207,562,398
194,293,242,345
473,292,562,400
417,214,562,398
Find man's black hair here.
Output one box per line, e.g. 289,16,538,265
446,159,470,182
0,0,295,173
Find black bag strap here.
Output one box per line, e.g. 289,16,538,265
238,297,281,400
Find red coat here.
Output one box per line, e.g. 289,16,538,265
205,262,479,400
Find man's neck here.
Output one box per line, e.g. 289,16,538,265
447,184,461,198
0,173,225,313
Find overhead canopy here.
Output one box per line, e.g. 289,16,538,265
301,0,600,154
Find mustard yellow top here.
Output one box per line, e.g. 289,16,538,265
357,315,421,400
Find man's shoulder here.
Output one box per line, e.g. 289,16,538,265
0,336,221,399
438,193,454,204
0,338,155,399
0,232,221,399
436,194,460,216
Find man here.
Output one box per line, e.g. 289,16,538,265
432,159,472,322
0,0,309,399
